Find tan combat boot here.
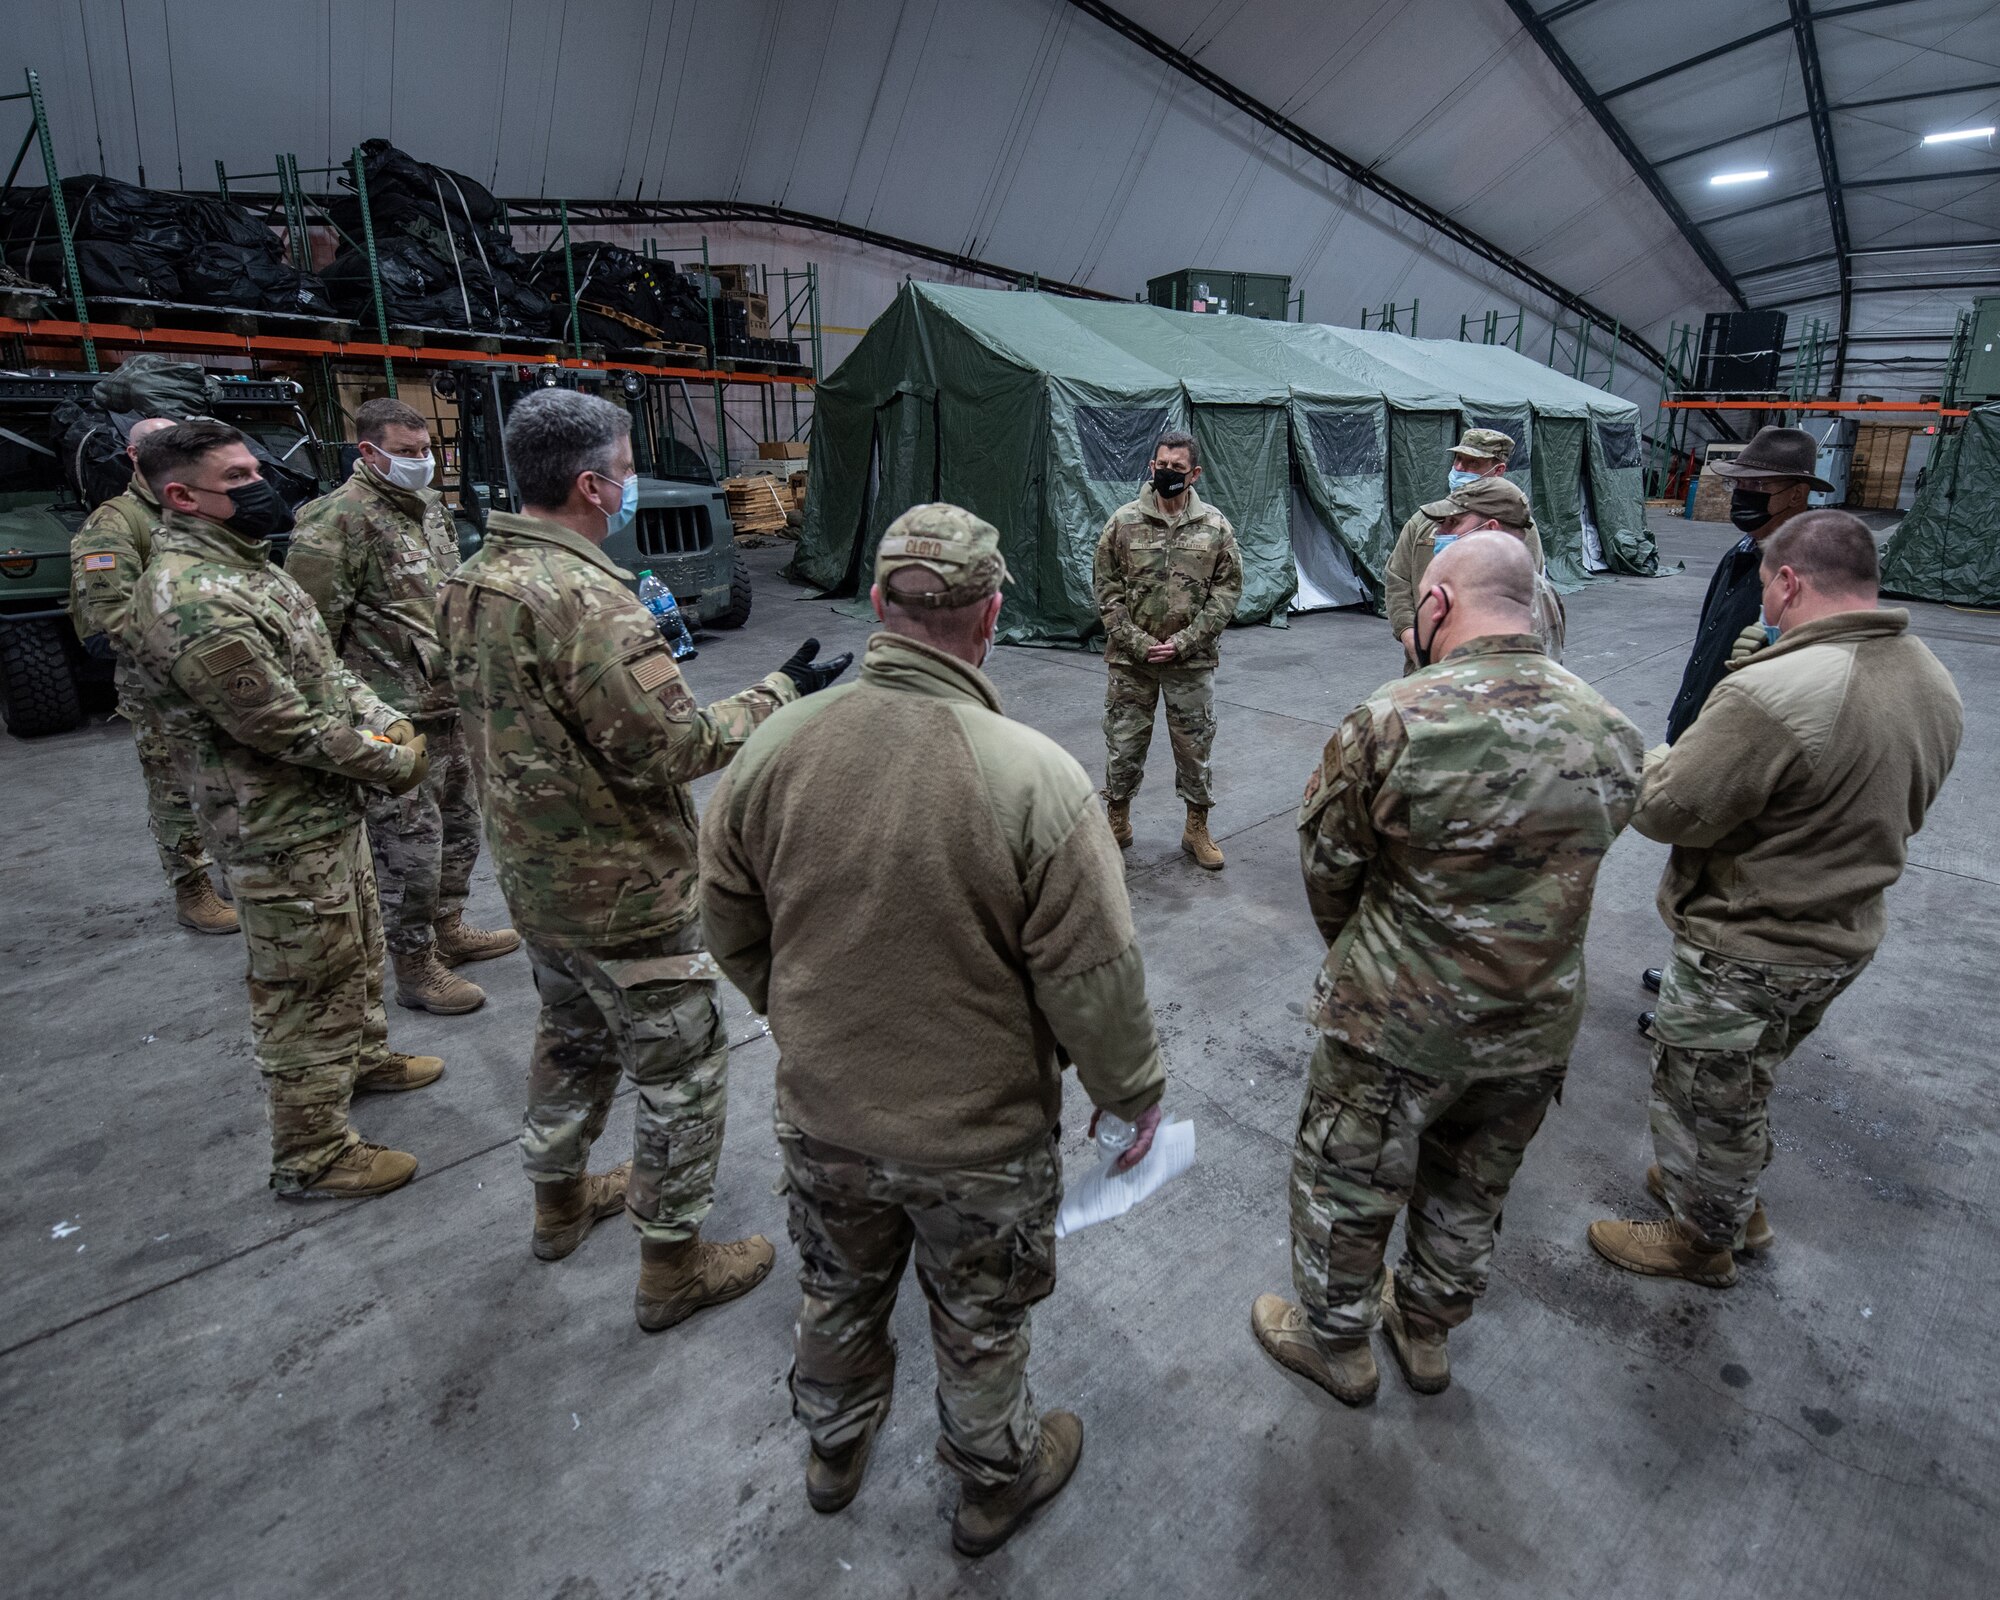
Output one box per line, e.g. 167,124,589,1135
1181,805,1224,871
282,1140,418,1201
1380,1278,1450,1395
951,1411,1083,1557
394,948,486,1015
1105,796,1133,849
808,1407,887,1516
1647,1163,1772,1251
533,1162,631,1262
1588,1216,1737,1287
175,874,239,934
634,1232,775,1332
434,910,522,965
1249,1294,1377,1405
353,1051,445,1094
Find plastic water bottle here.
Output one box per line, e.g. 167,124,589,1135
1095,1113,1137,1170
637,569,698,661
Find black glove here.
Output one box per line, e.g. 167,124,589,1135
779,637,854,695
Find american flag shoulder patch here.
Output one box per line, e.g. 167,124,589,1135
81,552,117,571
631,653,676,693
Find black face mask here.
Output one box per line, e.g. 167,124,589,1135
1151,464,1189,499
1729,486,1774,534
217,478,295,539
1414,591,1448,668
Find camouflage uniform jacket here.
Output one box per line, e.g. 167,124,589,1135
1299,634,1643,1076
1093,485,1242,669
287,460,461,719
437,509,797,949
124,510,415,865
68,474,163,694
1383,508,1546,638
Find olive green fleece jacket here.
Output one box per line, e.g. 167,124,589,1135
699,630,1166,1167
1633,608,1961,966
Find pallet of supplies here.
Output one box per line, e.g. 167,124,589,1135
723,473,794,536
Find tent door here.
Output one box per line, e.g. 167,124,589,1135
1577,459,1608,573
840,387,939,594
1288,459,1367,611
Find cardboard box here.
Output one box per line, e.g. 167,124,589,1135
740,292,770,338
758,441,810,460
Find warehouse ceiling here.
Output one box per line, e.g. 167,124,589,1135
6,0,1991,399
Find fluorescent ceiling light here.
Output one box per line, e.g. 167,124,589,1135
1922,126,1994,145
1710,169,1770,185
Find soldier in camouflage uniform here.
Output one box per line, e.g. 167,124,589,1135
67,415,236,934
437,387,850,1321
289,397,517,1017
1093,429,1242,869
701,504,1166,1555
124,420,443,1202
1251,533,1642,1402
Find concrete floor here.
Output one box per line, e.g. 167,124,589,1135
2,511,1995,1599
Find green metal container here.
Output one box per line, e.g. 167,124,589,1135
1964,296,2000,405
1146,269,1293,321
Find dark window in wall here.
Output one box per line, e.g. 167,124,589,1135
1597,420,1641,470
1076,404,1172,481
1469,413,1531,475
1305,409,1383,476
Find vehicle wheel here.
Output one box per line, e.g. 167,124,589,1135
715,556,753,629
0,617,85,737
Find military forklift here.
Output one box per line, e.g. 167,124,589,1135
0,370,336,737
436,364,751,628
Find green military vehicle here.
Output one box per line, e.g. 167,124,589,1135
0,370,335,737
440,364,751,627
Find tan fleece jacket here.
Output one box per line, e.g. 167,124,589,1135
1633,608,1961,965
700,630,1165,1166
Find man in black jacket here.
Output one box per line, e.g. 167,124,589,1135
1643,426,1832,1020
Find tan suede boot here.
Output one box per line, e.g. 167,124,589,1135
1588,1217,1738,1287
175,874,239,934
634,1232,775,1332
394,948,486,1015
807,1408,887,1516
1380,1278,1450,1394
1647,1163,1772,1251
282,1140,417,1201
533,1162,632,1261
951,1411,1083,1557
433,910,522,965
353,1051,445,1094
1250,1294,1377,1405
1181,805,1224,870
1105,796,1133,849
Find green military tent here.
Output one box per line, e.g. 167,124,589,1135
792,283,1660,645
1881,404,2000,608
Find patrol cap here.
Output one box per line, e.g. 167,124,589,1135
875,502,1012,609
1420,474,1532,528
1447,427,1514,463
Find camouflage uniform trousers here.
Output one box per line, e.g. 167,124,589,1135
1102,661,1216,806
121,684,211,889
227,822,391,1189
1650,938,1870,1250
364,713,480,956
1290,1034,1565,1346
779,1124,1060,1490
520,934,730,1242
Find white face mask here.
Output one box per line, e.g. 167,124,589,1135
369,446,435,492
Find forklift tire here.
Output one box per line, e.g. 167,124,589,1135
716,557,754,630
0,616,85,737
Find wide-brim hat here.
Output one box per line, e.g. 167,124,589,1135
1710,426,1834,492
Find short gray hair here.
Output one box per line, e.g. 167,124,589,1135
505,388,631,510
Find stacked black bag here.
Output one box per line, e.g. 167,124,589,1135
49,353,320,512
524,241,715,351
322,139,553,337
0,176,335,316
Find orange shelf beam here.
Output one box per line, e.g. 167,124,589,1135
0,316,815,387
1661,397,1968,415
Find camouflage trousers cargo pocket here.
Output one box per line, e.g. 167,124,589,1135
779,1127,1061,1489
521,935,731,1241
227,824,388,1188
1649,938,1868,1250
1290,1035,1563,1344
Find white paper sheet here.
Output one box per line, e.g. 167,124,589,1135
1055,1120,1196,1239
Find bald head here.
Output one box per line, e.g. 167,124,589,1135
1415,531,1537,664
126,416,177,489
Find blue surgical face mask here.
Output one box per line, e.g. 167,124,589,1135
1431,532,1460,553
1762,615,1782,646
1448,468,1483,491
600,472,638,538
